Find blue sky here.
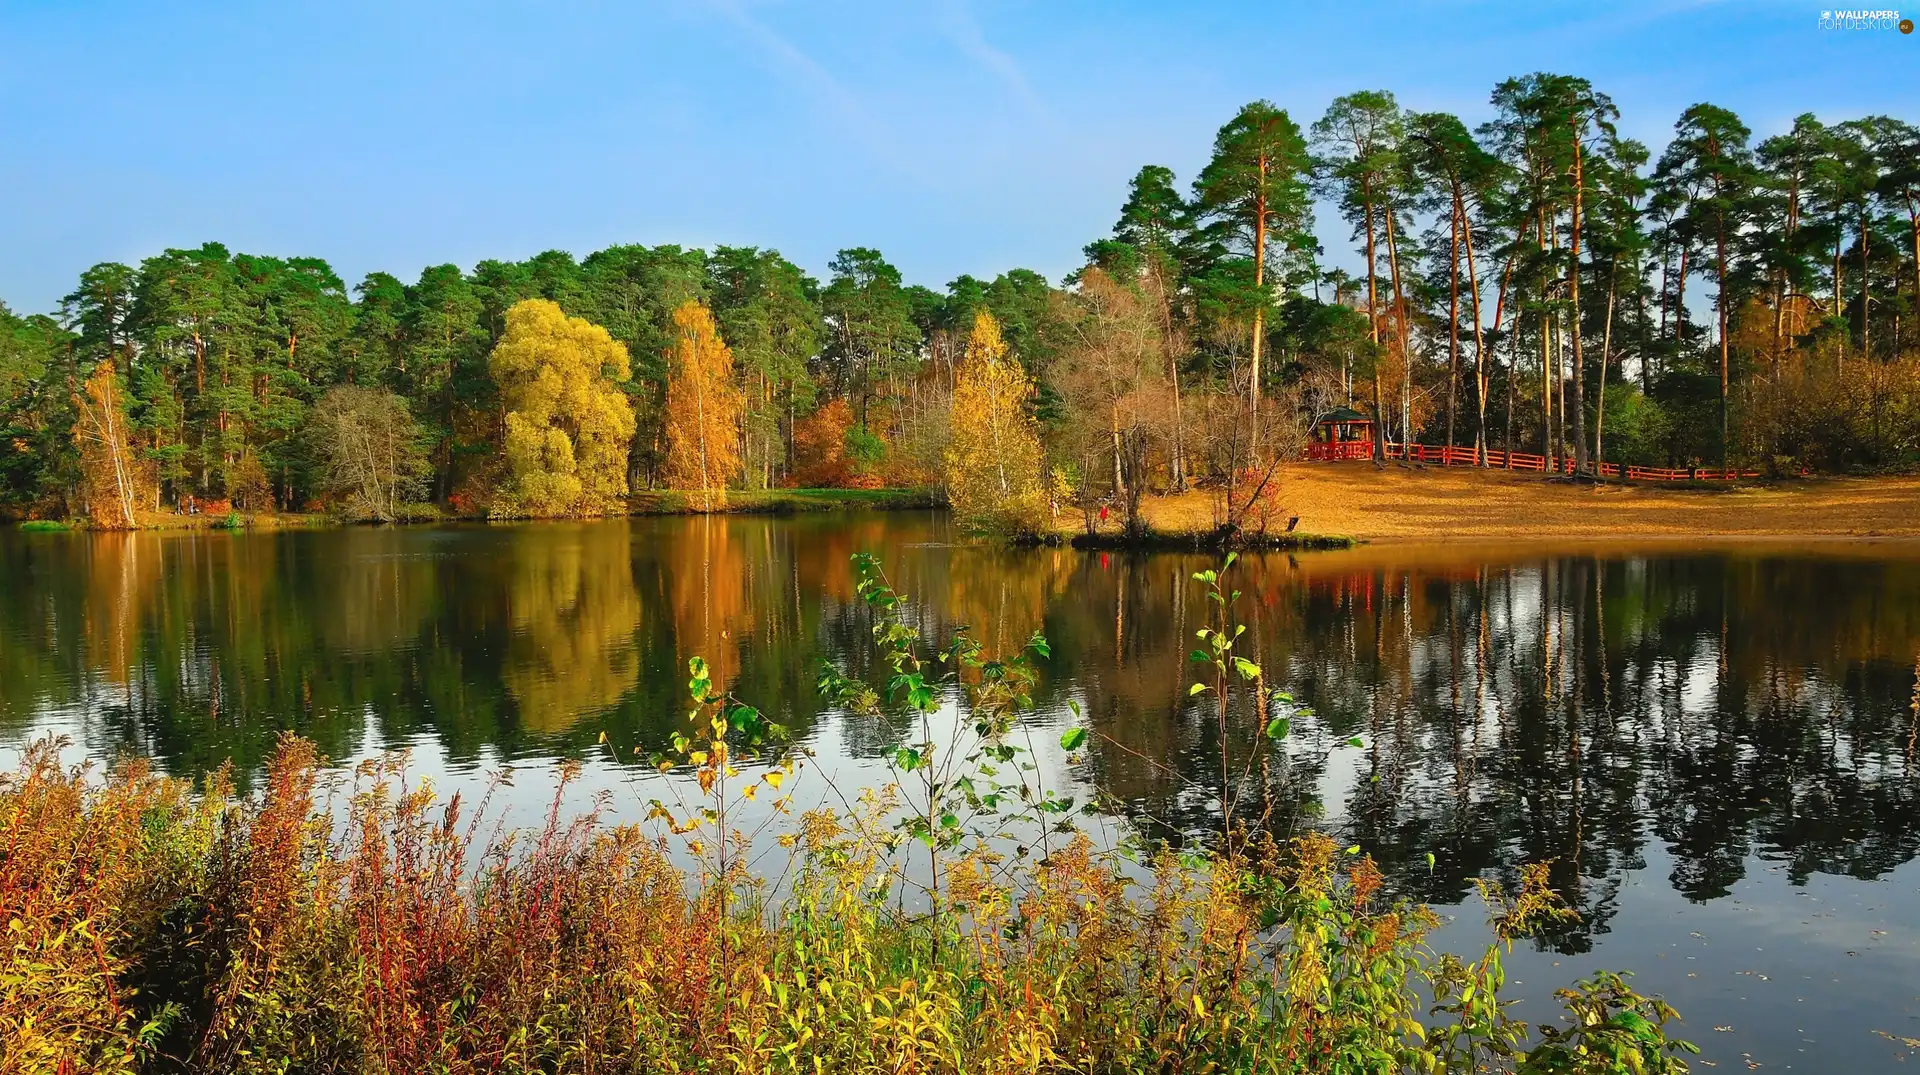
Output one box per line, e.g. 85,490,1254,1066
3,1,1916,314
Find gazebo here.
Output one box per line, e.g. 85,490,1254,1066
1304,407,1375,461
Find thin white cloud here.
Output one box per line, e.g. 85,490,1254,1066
936,0,1050,123
701,0,932,181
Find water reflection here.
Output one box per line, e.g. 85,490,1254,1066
4,521,1919,955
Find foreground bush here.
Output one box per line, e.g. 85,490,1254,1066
2,556,1696,1074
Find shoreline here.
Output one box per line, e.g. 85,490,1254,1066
1056,465,1920,547
16,468,1920,546
12,487,939,533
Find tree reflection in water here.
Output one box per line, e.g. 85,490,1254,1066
3,521,1917,952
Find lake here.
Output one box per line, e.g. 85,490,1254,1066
4,513,1919,1069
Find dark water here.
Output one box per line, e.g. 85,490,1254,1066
4,515,1920,1069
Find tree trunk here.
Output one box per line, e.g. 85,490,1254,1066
1539,206,1553,467
1364,182,1387,464
1568,125,1589,474
1250,159,1268,467
1385,205,1412,454
1446,195,1462,452
1638,258,1657,395
1771,172,1800,375
1674,247,1690,343
1488,220,1527,467
1716,221,1731,467
1908,197,1920,338
1462,191,1489,465
1859,209,1871,360
1506,308,1520,462
1595,265,1617,470
1156,263,1187,491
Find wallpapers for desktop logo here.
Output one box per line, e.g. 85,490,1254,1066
1818,7,1910,29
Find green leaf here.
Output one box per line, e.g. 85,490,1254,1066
1189,683,1209,696
893,747,925,772
1059,727,1088,751
726,704,763,734
1188,649,1210,664
1346,736,1364,748
1264,717,1290,740
1232,658,1261,680
1345,845,1361,855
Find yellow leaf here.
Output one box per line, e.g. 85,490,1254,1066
662,300,746,511
488,299,636,518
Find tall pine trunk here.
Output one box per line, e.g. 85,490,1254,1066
1385,205,1411,452
1568,123,1589,474
1249,159,1268,467
1365,182,1387,464
1446,197,1462,452
1462,193,1489,465
1716,219,1732,467
1595,264,1617,470
1859,210,1872,361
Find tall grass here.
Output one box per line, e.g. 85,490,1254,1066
1,556,1696,1074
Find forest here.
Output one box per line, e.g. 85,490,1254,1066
5,74,1919,529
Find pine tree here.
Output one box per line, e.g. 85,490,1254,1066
1196,101,1314,464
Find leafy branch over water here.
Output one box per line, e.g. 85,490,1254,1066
1,554,1695,1073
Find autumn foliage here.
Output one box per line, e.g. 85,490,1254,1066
71,360,141,529
663,300,745,511
489,299,636,518
790,397,884,488
0,555,1698,1073
942,310,1048,532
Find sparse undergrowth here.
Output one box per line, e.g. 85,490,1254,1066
1,555,1695,1074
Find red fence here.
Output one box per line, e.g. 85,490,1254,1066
1306,440,1761,482
1303,441,1376,462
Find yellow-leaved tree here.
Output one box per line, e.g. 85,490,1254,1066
943,310,1047,533
72,359,140,530
663,300,744,511
489,299,636,518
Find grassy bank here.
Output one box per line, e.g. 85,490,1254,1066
1092,464,1920,544
11,489,933,533
628,486,936,515
15,511,334,533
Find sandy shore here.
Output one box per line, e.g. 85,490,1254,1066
1088,463,1920,544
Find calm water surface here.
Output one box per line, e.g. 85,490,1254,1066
4,513,1919,1070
